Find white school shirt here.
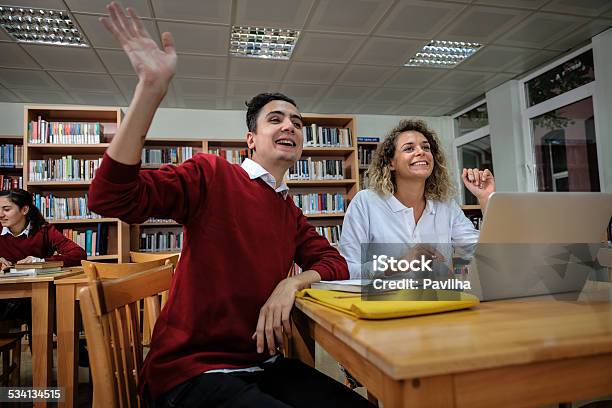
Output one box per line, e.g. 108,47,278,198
339,189,479,279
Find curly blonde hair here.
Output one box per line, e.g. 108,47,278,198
366,119,455,201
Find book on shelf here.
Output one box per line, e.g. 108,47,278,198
288,158,345,180
34,193,100,220
0,175,23,189
292,193,345,215
0,144,23,167
29,156,102,182
208,148,248,165
28,119,104,144
315,225,342,246
59,224,109,256
357,137,380,142
303,125,352,147
142,146,194,165
358,145,375,167
140,230,183,253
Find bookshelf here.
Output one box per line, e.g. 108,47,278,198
0,135,24,189
357,139,379,190
130,138,205,253
23,105,129,262
289,114,359,247
202,139,250,165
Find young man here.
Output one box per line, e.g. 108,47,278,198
88,3,373,407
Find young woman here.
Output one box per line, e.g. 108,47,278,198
0,188,87,270
340,119,495,279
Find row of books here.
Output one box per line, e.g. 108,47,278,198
292,193,345,214
139,231,183,252
359,172,371,190
316,225,342,246
208,148,248,165
303,125,352,147
288,159,345,180
29,157,102,182
28,120,104,144
144,218,180,224
59,223,109,256
34,193,100,220
0,144,23,167
358,145,376,167
141,147,195,165
0,175,23,189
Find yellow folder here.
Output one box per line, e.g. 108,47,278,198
296,288,479,320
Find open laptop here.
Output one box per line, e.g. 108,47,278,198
465,192,612,301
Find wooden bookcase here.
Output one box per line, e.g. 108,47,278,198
357,140,379,190
130,138,205,253
23,105,129,262
0,135,24,190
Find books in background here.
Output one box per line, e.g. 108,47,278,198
34,192,100,220
288,158,345,180
142,147,194,165
140,231,183,252
29,156,102,182
59,224,109,256
316,225,342,246
0,144,23,167
208,148,248,165
293,193,345,215
0,175,23,189
359,172,370,190
303,125,352,147
145,218,179,224
28,119,104,144
358,145,375,167
357,137,379,143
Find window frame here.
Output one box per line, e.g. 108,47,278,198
518,43,603,192
452,99,490,204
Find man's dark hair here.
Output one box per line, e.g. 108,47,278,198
245,93,298,133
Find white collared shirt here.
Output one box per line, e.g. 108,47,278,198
339,189,479,279
1,222,32,237
240,158,289,199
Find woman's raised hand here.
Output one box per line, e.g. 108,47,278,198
461,168,495,201
100,2,177,95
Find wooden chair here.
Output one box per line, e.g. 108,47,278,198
81,259,170,347
79,263,174,408
0,332,26,386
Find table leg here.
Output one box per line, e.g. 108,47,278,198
31,282,53,408
56,284,79,408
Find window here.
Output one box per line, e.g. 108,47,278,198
453,101,493,205
521,46,600,192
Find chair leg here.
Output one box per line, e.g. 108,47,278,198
1,349,8,386
10,340,21,387
366,390,379,407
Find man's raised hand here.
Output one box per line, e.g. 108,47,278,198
100,2,177,95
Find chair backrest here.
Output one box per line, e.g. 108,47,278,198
79,263,174,408
129,251,180,266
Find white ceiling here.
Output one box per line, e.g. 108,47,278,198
0,0,610,116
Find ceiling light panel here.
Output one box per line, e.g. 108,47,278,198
405,40,481,68
0,5,88,47
229,25,299,60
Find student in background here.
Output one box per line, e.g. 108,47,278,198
88,3,372,407
0,188,87,323
339,119,495,279
0,188,87,269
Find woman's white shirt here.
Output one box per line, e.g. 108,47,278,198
339,189,479,279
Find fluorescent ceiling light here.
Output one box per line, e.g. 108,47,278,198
229,26,299,60
405,40,481,68
0,5,88,47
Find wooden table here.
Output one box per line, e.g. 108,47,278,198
292,281,612,408
0,269,82,408
55,274,88,408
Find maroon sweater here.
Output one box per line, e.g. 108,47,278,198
0,224,87,267
88,153,349,398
